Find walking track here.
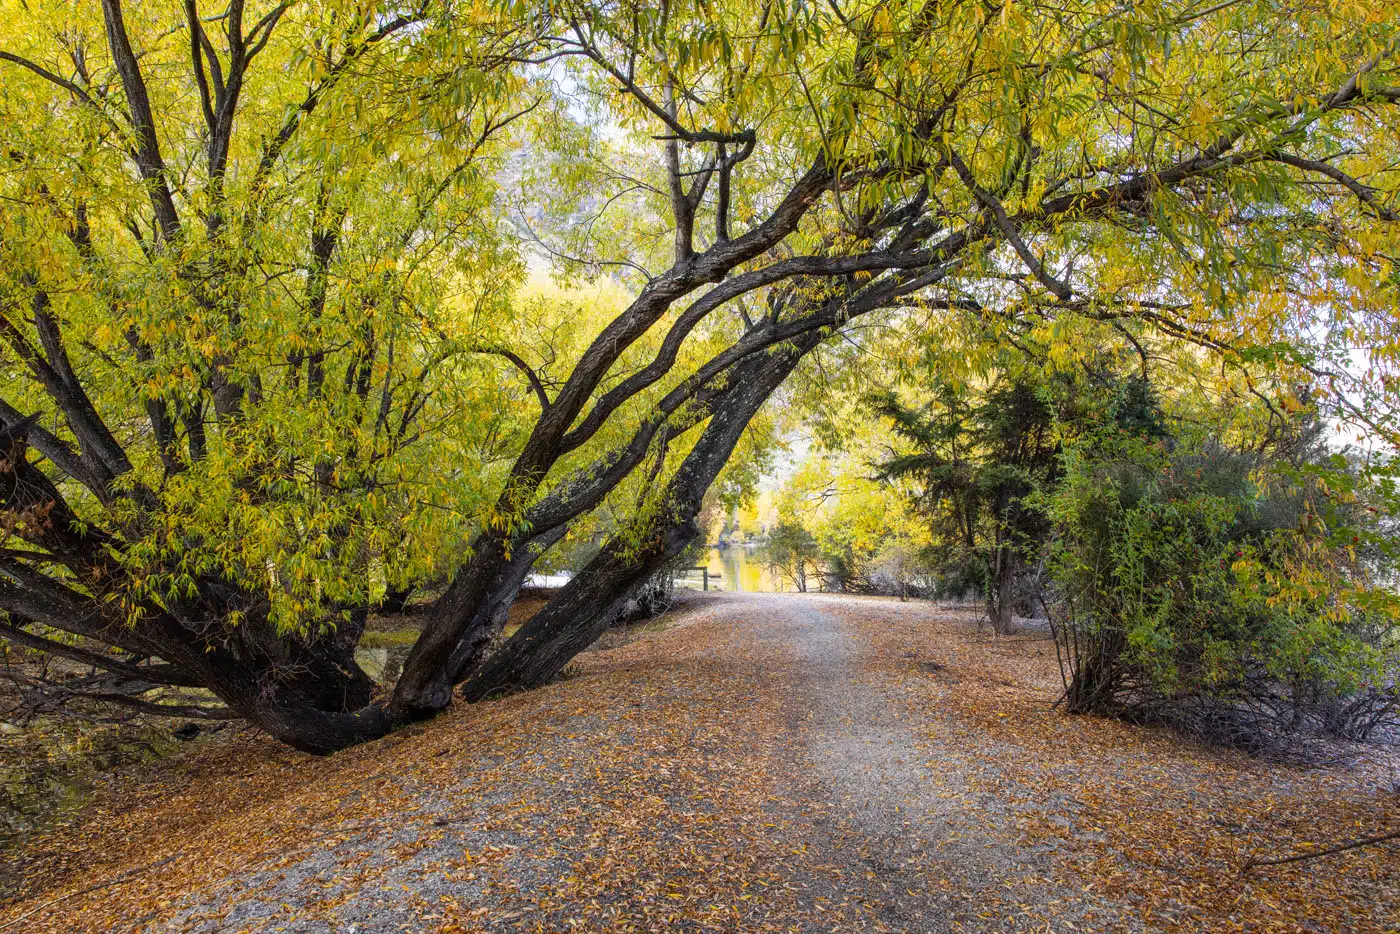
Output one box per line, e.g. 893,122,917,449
3,593,1395,933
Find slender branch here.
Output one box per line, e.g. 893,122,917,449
715,142,732,243
244,0,293,60
715,135,757,245
0,621,198,686
471,347,550,410
1243,829,1400,872
1272,153,1399,221
184,0,217,131
663,76,688,245
565,21,754,146
0,294,129,493
64,690,239,720
247,10,423,202
0,51,100,107
948,148,1072,300
0,856,177,933
193,18,225,100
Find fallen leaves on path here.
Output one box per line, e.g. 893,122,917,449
832,599,1399,934
1,599,888,933
1,594,1395,933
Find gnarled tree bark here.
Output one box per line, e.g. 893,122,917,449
462,337,818,700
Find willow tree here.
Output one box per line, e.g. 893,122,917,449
0,0,1396,752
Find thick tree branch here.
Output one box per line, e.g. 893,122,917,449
0,398,95,493
0,568,147,655
558,245,947,456
100,0,182,241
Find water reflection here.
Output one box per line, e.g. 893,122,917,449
703,545,793,593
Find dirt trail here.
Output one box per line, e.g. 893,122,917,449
744,595,1105,933
3,593,1395,933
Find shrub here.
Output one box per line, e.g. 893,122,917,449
1039,430,1399,756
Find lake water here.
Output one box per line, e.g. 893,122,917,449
519,545,805,597
529,547,793,593
697,545,791,593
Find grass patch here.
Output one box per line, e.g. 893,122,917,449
358,629,420,648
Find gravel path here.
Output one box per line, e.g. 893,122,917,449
150,593,1089,933
6,592,1392,932
754,595,1103,933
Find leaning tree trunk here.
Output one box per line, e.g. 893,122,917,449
461,339,814,700
444,525,569,682
459,517,702,699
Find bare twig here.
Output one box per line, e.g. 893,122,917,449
1242,828,1400,872
0,856,176,931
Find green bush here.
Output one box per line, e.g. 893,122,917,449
1040,430,1398,753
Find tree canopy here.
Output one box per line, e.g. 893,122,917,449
0,0,1397,752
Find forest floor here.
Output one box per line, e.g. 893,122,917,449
1,593,1397,933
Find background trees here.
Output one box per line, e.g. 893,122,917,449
0,0,1397,751
761,522,822,593
873,376,1060,631
766,334,1400,753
